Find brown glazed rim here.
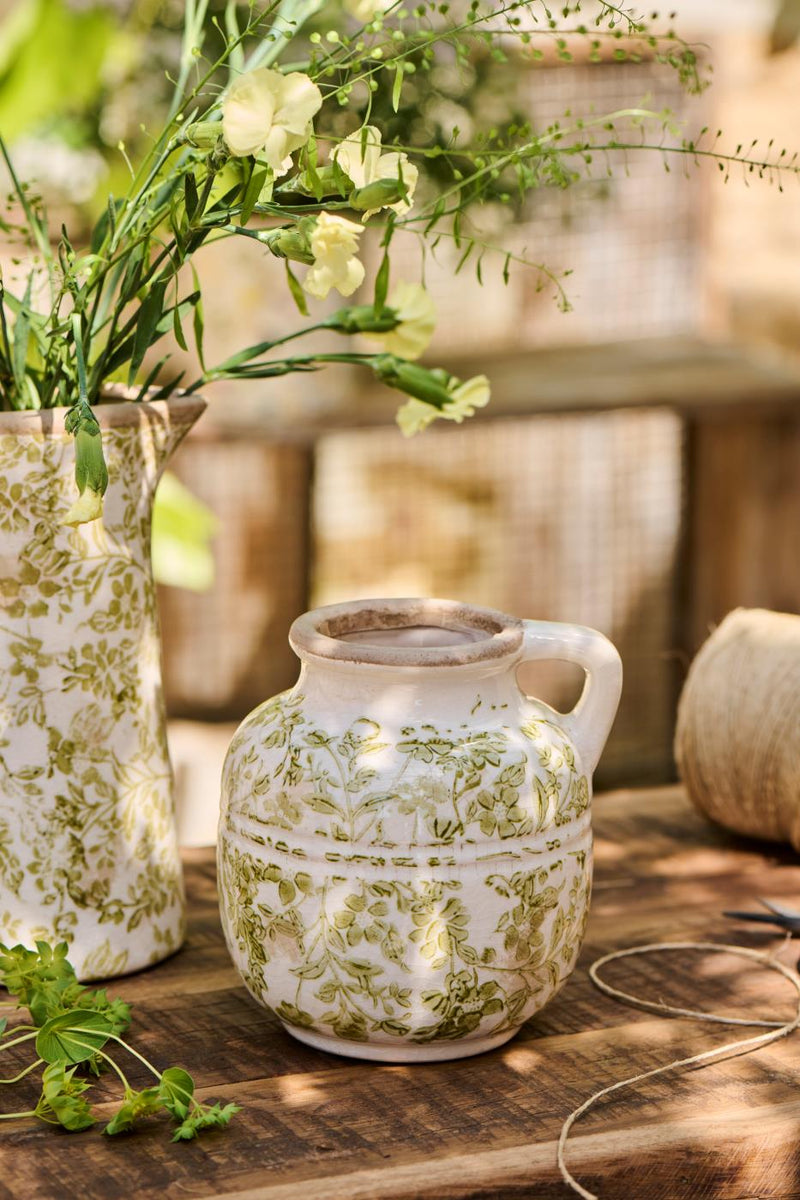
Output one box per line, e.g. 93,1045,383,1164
289,598,524,668
0,387,206,433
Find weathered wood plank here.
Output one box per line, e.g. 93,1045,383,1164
2,787,800,1200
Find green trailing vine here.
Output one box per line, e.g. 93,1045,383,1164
0,940,240,1140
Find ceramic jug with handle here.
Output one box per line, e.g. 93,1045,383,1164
219,598,622,1062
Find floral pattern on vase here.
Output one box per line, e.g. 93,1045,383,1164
219,601,621,1061
0,395,205,980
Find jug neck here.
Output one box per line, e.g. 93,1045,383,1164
288,598,526,720
290,598,523,670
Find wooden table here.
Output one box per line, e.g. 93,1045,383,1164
4,786,800,1199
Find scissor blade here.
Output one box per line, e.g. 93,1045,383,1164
722,909,796,928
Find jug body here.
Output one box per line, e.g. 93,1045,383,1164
219,599,622,1061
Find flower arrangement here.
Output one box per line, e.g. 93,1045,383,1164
0,0,797,524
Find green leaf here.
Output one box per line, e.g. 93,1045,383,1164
120,239,146,302
191,265,206,371
303,136,323,200
171,1102,240,1142
79,990,131,1037
105,1085,164,1136
173,301,188,352
284,261,309,317
240,159,270,224
37,1062,95,1132
35,1008,113,1065
373,246,390,312
135,354,170,403
90,197,119,255
184,172,200,223
0,940,78,1024
11,273,32,397
128,280,167,385
392,64,403,113
159,1066,195,1120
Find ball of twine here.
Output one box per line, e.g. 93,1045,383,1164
675,607,800,849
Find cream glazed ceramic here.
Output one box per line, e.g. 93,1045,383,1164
219,599,622,1062
0,392,205,980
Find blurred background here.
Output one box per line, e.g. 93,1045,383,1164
3,0,800,842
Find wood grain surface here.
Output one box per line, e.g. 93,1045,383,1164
3,786,800,1200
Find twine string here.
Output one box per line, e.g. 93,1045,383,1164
557,941,800,1200
675,608,800,849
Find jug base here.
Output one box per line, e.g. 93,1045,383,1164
282,1024,519,1063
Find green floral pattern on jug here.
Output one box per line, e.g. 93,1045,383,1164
0,402,200,980
222,689,590,849
219,685,593,1051
219,838,590,1046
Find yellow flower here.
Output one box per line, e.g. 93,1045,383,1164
303,213,365,300
334,125,418,218
62,487,104,527
396,374,491,437
343,0,394,20
362,282,435,359
396,398,438,437
445,374,491,422
222,68,322,174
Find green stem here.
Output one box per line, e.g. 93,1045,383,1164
0,1109,36,1120
0,1057,43,1085
0,1030,38,1054
93,1047,132,1091
185,350,377,394
103,1033,162,1083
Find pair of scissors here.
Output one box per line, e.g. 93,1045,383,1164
723,898,800,934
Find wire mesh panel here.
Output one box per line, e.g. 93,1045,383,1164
312,409,684,785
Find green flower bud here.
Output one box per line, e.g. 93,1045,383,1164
73,425,109,499
63,405,109,526
278,166,350,199
326,304,399,335
262,226,315,266
373,355,451,410
185,121,225,150
349,177,408,213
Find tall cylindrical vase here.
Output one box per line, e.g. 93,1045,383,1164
0,393,205,979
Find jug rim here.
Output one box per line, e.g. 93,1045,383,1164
289,598,523,668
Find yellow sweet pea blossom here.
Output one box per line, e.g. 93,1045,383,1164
448,374,491,420
222,68,322,174
334,125,418,218
396,374,491,437
396,398,437,437
303,213,365,300
362,282,436,360
343,0,394,20
62,487,104,527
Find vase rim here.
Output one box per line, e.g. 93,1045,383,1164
289,598,524,668
0,388,206,433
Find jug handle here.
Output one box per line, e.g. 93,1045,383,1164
519,621,623,776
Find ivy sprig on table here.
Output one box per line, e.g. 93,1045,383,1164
0,941,240,1140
